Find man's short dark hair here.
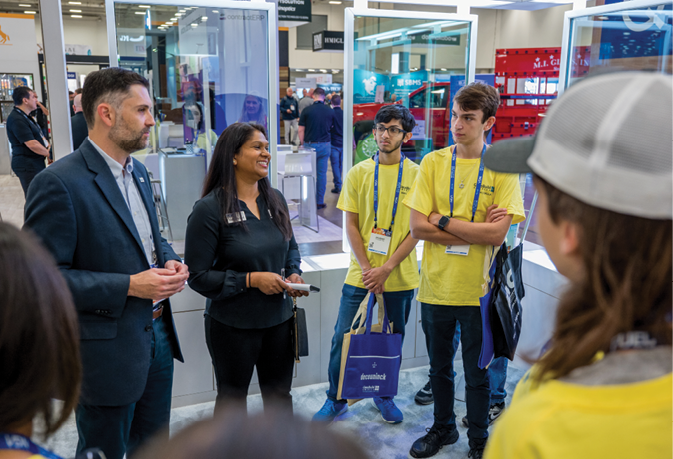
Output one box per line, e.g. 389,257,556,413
453,82,500,123
81,68,150,128
332,95,341,106
313,87,326,98
374,104,416,133
12,86,33,106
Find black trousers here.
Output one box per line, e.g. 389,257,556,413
14,168,42,197
75,318,174,459
205,315,294,413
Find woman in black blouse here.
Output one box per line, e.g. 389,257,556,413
185,123,308,413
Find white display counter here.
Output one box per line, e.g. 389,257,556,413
168,242,566,408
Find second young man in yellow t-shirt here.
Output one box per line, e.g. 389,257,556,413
313,105,420,425
404,82,525,459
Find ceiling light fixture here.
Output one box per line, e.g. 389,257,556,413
19,4,31,7
202,16,208,20
135,11,145,15
70,9,81,12
329,1,342,3
68,1,81,4
71,14,82,18
138,4,151,7
24,10,36,14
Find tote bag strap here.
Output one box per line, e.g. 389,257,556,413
363,293,392,335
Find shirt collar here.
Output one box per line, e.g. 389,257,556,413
89,138,134,181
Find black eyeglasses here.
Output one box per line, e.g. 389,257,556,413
376,125,407,136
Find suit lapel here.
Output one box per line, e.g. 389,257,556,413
131,162,165,266
81,141,145,255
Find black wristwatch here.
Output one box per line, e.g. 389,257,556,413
438,215,450,231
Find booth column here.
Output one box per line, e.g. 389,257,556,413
38,0,73,160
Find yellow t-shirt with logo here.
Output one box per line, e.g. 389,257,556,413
484,368,673,459
338,157,420,292
403,146,525,305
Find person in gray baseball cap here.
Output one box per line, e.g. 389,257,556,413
482,71,672,459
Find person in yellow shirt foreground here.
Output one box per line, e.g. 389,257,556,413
313,105,420,425
482,71,672,459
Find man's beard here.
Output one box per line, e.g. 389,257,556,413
378,137,404,154
109,116,149,153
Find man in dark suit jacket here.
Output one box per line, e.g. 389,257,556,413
71,93,88,150
24,68,189,459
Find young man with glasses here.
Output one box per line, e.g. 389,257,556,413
313,105,420,424
403,82,525,459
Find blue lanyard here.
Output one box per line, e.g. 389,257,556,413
0,432,62,459
449,144,486,222
373,152,405,231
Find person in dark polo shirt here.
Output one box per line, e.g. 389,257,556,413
7,86,50,196
298,87,334,209
330,95,344,194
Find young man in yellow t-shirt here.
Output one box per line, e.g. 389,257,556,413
404,82,525,459
313,105,420,424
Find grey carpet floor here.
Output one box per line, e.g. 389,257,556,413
43,363,525,459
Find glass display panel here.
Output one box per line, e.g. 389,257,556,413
113,3,271,153
0,73,34,123
351,16,471,165
565,3,672,87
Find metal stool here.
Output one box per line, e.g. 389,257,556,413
148,171,173,242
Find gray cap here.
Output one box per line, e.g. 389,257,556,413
484,71,672,219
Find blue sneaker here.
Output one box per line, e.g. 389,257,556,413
312,399,348,423
373,396,403,424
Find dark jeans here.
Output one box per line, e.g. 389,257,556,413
453,323,508,403
304,141,330,206
327,284,414,401
14,168,42,197
422,303,489,449
205,315,294,413
75,317,174,459
330,145,343,191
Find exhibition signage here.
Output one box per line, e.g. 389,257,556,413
390,70,429,98
306,73,332,84
296,77,317,88
409,31,460,46
0,13,40,99
278,0,311,22
312,31,345,52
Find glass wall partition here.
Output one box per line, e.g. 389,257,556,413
560,0,671,91
345,10,477,169
343,9,478,250
106,0,278,181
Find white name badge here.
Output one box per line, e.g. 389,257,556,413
445,244,470,256
368,228,392,255
226,211,246,224
290,105,295,110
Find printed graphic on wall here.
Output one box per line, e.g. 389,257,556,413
353,69,389,103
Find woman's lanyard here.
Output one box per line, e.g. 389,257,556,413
373,152,405,232
0,432,61,459
449,144,486,222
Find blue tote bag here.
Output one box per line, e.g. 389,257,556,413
337,293,402,400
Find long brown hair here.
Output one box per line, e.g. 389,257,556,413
0,223,82,436
202,122,292,241
534,177,672,382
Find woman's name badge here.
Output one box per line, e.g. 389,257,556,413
446,244,470,256
368,228,392,255
226,211,246,224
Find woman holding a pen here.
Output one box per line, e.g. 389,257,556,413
185,122,308,413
